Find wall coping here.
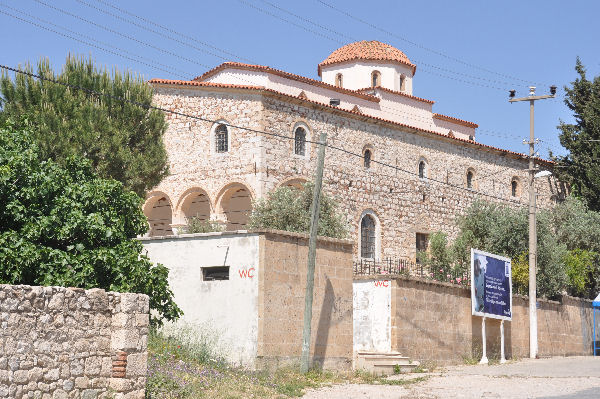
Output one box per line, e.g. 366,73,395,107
353,274,594,306
138,228,354,247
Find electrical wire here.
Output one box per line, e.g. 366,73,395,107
0,63,542,207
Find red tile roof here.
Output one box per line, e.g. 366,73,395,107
433,113,478,128
194,62,380,102
148,78,551,165
357,86,435,105
318,41,417,76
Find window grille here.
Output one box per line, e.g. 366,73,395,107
215,124,228,153
361,215,376,258
363,149,371,168
294,127,306,156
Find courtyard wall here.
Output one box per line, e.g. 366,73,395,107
0,284,148,398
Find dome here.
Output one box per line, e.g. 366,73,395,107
318,41,416,76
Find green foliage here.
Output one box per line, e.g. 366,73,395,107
554,58,600,211
0,120,181,325
0,56,168,196
248,182,348,239
417,232,469,285
183,217,224,234
512,252,529,296
563,249,599,297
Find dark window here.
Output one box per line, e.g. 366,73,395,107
360,215,376,258
371,71,381,87
363,149,371,168
418,161,426,178
202,266,230,281
215,124,228,153
467,171,474,189
512,180,518,197
416,233,429,259
294,127,306,156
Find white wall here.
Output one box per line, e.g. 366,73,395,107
353,279,391,353
321,61,414,94
141,232,260,367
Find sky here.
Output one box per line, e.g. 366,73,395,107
1,0,599,160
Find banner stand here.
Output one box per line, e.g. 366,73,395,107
479,317,488,364
500,320,506,363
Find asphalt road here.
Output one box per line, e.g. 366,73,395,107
303,356,600,399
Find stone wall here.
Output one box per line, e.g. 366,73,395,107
0,285,149,399
149,85,566,261
388,276,594,364
257,230,354,370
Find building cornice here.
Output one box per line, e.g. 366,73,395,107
433,113,478,129
356,86,435,105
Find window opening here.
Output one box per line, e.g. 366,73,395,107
215,124,228,153
363,149,371,168
360,215,376,259
416,233,429,263
418,161,426,179
335,73,343,88
512,180,518,197
467,171,474,189
371,71,381,87
294,127,306,156
202,266,230,281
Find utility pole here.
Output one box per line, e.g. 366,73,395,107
509,85,556,359
300,130,327,373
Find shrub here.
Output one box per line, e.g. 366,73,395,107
248,182,348,239
183,217,224,234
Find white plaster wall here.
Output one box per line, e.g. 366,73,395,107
353,279,392,353
141,232,260,367
204,70,270,87
321,61,414,94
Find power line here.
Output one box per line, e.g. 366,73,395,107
315,0,552,88
0,3,191,79
0,63,535,207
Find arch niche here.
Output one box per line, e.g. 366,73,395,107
143,193,174,237
217,183,253,231
178,188,212,224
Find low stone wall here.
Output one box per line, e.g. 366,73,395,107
390,276,595,364
0,284,149,398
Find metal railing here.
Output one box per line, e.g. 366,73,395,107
353,257,471,287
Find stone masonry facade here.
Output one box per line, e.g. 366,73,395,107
0,284,148,399
146,84,566,261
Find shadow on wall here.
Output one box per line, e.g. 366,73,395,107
313,277,335,367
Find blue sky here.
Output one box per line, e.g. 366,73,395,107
1,0,598,159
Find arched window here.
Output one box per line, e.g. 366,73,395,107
511,178,520,197
399,74,406,91
360,214,376,259
418,160,426,179
335,73,343,88
363,149,371,169
294,127,306,156
371,70,381,87
215,124,228,153
467,170,474,189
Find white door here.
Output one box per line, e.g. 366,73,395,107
353,279,391,353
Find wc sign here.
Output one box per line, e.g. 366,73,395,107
238,267,255,279
374,280,389,287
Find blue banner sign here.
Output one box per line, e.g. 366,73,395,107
471,249,512,321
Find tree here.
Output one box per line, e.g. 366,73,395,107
0,56,168,196
554,58,600,211
248,182,348,239
0,120,181,325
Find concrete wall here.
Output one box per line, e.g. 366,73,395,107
387,276,595,364
141,232,260,366
0,284,148,398
141,230,354,370
353,279,391,353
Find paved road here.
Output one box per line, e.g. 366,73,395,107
303,357,600,399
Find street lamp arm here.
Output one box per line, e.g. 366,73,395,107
509,94,556,102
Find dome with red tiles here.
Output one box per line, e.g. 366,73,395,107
318,41,416,76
